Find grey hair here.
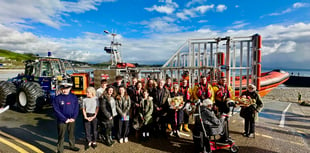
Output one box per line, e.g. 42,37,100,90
248,84,256,91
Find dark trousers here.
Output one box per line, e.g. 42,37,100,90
57,122,76,153
117,117,130,139
169,109,183,130
153,114,167,137
219,118,229,140
244,117,255,134
193,131,211,153
84,116,98,143
183,111,189,124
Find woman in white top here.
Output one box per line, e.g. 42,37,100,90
82,87,99,150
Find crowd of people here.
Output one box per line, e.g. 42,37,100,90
52,75,263,153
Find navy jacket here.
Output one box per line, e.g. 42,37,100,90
53,93,79,123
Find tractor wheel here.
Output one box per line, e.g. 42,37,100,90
0,81,16,107
17,82,44,112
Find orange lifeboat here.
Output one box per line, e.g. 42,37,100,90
234,69,289,97
116,62,136,68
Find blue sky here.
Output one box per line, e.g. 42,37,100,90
0,0,310,69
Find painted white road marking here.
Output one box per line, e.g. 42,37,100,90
279,103,292,128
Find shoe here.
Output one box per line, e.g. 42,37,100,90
248,133,255,138
105,140,113,146
85,142,91,150
91,142,97,149
183,124,191,132
217,138,233,143
69,147,80,152
124,137,128,143
119,138,124,143
110,139,115,144
242,132,248,137
174,130,180,138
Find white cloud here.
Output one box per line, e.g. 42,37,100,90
196,5,214,13
0,0,114,29
277,41,296,53
230,21,249,29
141,17,182,33
186,0,207,7
1,20,310,68
176,5,214,20
145,1,179,14
293,2,309,8
198,20,208,23
216,4,227,12
145,5,176,14
267,2,310,16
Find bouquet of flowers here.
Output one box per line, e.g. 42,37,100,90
168,96,184,110
235,95,256,107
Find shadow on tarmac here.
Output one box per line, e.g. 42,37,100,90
0,105,86,153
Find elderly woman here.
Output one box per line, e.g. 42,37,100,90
239,84,264,138
192,99,223,153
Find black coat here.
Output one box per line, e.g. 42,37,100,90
98,95,115,128
153,87,170,116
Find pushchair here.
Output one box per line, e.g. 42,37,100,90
193,100,239,153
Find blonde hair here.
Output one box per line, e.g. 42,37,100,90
86,87,96,97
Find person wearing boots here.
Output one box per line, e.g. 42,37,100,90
97,86,117,146
180,79,191,132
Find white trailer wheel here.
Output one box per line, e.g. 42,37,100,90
18,91,27,107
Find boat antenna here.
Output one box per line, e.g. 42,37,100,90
104,30,123,67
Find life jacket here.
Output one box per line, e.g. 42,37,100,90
180,85,191,101
164,83,173,92
196,83,212,100
214,84,231,102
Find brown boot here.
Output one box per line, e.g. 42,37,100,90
167,124,172,131
183,124,190,132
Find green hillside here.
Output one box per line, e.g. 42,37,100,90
0,49,36,61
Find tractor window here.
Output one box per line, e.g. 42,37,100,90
41,61,52,77
63,61,77,74
31,63,39,76
51,61,62,76
25,65,33,76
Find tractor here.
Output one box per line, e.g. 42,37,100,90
0,57,78,112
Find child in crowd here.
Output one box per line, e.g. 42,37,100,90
82,87,99,150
